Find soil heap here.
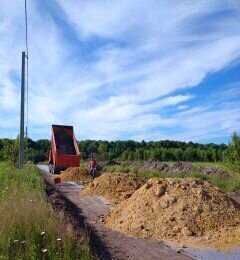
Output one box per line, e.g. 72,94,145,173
79,172,146,204
105,178,240,249
169,162,193,174
140,160,169,172
60,167,92,184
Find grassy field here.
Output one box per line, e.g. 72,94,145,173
103,163,240,193
0,162,93,260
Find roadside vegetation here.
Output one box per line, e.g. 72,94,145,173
0,162,93,260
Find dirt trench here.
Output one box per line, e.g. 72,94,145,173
44,177,111,259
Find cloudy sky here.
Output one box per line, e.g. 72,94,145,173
0,0,240,143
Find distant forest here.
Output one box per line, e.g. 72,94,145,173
0,138,228,163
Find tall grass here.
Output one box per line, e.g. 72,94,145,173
0,162,93,260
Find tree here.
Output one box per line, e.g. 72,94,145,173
135,148,144,160
98,142,108,160
225,131,240,165
128,151,135,161
1,138,19,166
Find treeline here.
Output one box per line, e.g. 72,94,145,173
78,140,227,162
0,138,50,164
0,138,228,164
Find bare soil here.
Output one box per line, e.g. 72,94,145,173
120,160,225,175
60,167,94,184
106,178,240,249
79,172,146,204
40,166,190,260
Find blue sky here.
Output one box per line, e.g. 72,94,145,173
0,0,240,143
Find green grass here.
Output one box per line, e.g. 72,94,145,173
103,163,240,193
0,162,93,260
191,161,226,168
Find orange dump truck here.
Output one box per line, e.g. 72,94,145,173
48,125,80,174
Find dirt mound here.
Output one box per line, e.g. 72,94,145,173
121,161,194,174
60,167,92,184
121,161,144,168
140,160,169,172
106,178,240,249
79,172,146,204
119,161,224,176
200,166,218,175
169,162,193,173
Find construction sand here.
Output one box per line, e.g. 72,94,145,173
105,178,240,249
60,167,93,184
79,172,146,204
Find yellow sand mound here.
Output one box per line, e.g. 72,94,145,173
79,172,146,204
60,167,92,184
105,178,240,249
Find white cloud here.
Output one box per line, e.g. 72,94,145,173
0,0,240,142
177,105,189,110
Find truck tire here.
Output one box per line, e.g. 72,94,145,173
52,165,60,174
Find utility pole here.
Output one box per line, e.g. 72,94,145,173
19,51,25,168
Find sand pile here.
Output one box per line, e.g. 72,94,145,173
60,167,93,184
79,172,146,204
105,178,240,249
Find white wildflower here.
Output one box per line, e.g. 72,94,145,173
41,231,45,235
41,248,47,253
13,240,18,243
21,241,26,244
57,238,61,241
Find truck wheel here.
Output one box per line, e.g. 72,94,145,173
52,166,60,174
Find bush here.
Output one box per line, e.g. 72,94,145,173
0,139,19,166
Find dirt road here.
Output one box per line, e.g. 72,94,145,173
38,165,191,260
37,165,240,260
